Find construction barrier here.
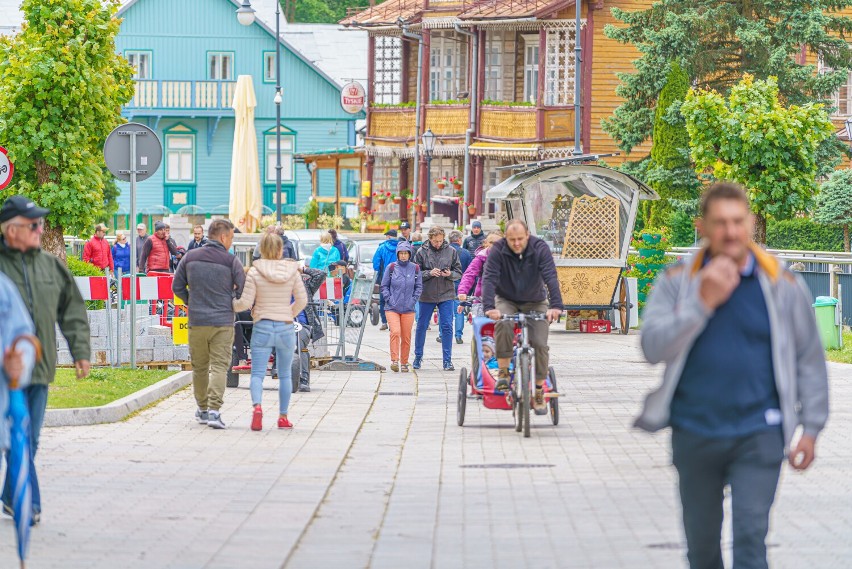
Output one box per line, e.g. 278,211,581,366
74,275,175,301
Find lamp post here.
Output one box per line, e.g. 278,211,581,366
422,128,436,219
237,1,284,223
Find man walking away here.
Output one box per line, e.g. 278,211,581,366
463,220,486,256
636,182,829,569
448,230,472,343
373,229,400,331
135,223,149,269
481,220,562,413
413,226,462,371
83,223,114,275
173,219,246,429
187,225,208,251
329,229,349,263
139,221,178,274
0,195,91,524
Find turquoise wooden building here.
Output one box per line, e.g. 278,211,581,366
114,0,361,218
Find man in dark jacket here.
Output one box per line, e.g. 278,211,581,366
138,221,178,273
463,220,486,256
135,223,149,267
482,219,563,411
413,226,462,371
187,225,208,251
448,230,472,343
399,220,412,243
0,195,91,524
329,229,349,262
173,219,245,430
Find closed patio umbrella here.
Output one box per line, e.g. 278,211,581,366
229,75,262,233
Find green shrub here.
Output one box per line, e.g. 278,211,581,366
66,257,106,310
766,218,844,252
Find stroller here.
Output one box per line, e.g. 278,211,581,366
227,310,304,392
456,316,559,431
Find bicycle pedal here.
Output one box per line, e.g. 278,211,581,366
543,392,560,398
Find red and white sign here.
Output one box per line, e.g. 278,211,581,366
0,146,14,190
317,277,343,300
340,81,366,114
74,275,175,301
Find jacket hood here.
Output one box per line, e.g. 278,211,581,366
396,241,413,262
252,259,299,283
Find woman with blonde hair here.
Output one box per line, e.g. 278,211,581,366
309,232,341,274
234,232,307,430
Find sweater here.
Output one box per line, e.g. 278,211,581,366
481,236,564,311
83,235,114,271
172,240,246,327
233,259,308,323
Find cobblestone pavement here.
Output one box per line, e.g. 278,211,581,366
1,322,851,568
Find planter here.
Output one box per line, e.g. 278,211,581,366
638,248,665,260
467,206,476,215
366,224,385,233
642,233,663,246
420,203,428,212
637,278,654,291
638,292,647,303
393,197,401,204
453,183,462,190
636,263,666,274
378,198,387,205
359,206,368,213
437,183,446,190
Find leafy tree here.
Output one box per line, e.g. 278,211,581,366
680,75,834,243
815,169,852,252
0,0,134,261
603,0,852,162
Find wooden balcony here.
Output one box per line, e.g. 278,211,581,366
367,107,417,141
479,105,575,142
424,105,470,138
125,80,237,115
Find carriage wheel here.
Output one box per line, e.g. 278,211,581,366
549,366,559,426
226,369,239,388
370,304,380,326
291,356,301,393
457,368,468,426
618,278,631,335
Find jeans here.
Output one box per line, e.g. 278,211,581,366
414,300,455,364
672,427,784,569
453,300,465,339
2,384,48,514
379,293,387,325
250,319,296,415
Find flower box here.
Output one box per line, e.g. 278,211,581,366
580,319,612,333
638,248,665,260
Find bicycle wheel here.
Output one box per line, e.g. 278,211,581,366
549,366,559,426
457,368,467,426
513,391,522,432
520,352,531,438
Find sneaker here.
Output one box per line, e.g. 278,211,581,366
207,411,226,429
455,336,463,344
435,336,442,343
380,324,389,331
278,416,294,429
390,361,400,372
298,381,311,393
534,388,547,415
2,503,12,518
400,364,410,373
495,368,510,392
251,405,263,431
412,356,422,370
32,511,40,526
443,362,455,371
195,408,208,424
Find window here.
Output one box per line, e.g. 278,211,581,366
208,52,234,80
429,157,462,197
484,31,514,101
263,52,276,83
373,157,400,194
820,57,852,116
375,36,402,105
544,28,576,106
522,36,539,105
126,51,151,79
264,132,295,183
430,31,468,101
165,134,195,183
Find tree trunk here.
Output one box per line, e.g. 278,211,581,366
845,224,850,253
41,224,67,263
753,212,767,245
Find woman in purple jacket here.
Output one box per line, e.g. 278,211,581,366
380,241,423,372
457,232,501,317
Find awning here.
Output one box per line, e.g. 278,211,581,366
469,142,540,158
486,164,659,202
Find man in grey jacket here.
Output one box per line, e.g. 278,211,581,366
636,182,829,569
173,219,246,429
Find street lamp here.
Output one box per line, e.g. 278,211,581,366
422,128,436,218
238,0,284,223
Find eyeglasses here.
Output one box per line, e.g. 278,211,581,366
9,219,44,231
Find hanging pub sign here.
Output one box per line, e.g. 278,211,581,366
0,146,14,190
340,81,366,114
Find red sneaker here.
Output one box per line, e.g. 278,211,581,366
278,416,293,429
251,405,263,431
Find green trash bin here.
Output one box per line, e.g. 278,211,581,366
813,296,841,350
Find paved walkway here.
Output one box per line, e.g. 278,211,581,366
2,323,852,568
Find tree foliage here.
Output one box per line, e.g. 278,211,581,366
603,0,852,156
295,0,365,23
815,168,852,251
681,75,834,243
0,0,134,260
766,218,844,252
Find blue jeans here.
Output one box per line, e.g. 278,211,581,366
379,293,387,325
2,384,48,514
414,300,455,364
250,320,296,415
453,300,465,339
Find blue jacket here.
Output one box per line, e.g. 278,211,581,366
373,238,400,279
450,243,472,281
111,242,132,275
309,245,341,274
380,242,423,314
0,273,36,451
333,239,349,262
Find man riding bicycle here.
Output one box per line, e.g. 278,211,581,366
481,220,563,413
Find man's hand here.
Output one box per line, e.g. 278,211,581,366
699,256,740,310
441,269,451,277
75,359,91,380
430,268,442,277
458,294,467,301
546,308,562,323
486,309,501,321
789,435,817,471
3,347,25,383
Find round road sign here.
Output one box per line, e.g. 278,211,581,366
0,146,14,190
103,123,162,182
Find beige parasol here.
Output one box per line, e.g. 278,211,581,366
229,75,262,233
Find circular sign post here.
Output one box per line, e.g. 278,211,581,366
0,146,14,190
340,81,366,115
103,122,163,369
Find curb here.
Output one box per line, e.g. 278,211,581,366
44,370,193,427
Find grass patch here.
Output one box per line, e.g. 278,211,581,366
48,368,175,409
825,331,852,364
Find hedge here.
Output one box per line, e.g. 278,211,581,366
766,218,844,252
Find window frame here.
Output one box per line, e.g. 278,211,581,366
429,31,469,101
125,49,153,80
819,56,852,117
522,35,540,105
207,51,235,81
163,124,197,185
263,51,276,84
374,35,402,105
264,131,296,185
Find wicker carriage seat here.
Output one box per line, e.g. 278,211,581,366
561,195,620,259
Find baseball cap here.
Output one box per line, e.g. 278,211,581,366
472,220,482,229
137,223,146,230
95,223,108,232
385,229,398,237
0,195,50,223
400,221,411,230
154,221,166,231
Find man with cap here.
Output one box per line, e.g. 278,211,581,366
138,220,179,274
82,223,114,275
463,220,486,256
136,223,149,269
373,229,401,330
0,195,91,524
399,221,412,243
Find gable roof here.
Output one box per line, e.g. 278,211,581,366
280,24,368,89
